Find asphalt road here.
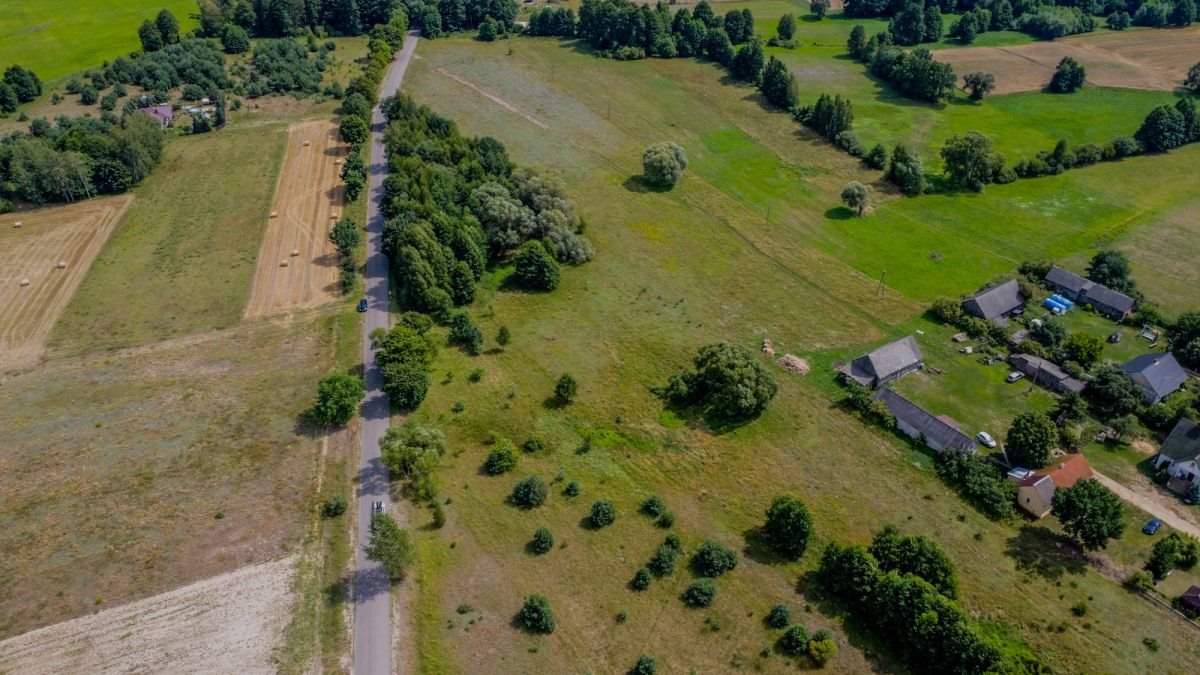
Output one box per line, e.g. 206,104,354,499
354,29,420,675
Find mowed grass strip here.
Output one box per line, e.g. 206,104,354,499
49,125,288,354
402,38,1200,673
0,0,197,81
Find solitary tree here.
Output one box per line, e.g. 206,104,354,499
762,494,814,559
1005,412,1057,468
517,594,556,633
642,141,688,187
811,0,831,19
554,373,578,403
631,655,657,675
496,325,511,347
691,540,738,577
511,475,549,508
1188,62,1200,91
887,143,925,196
777,13,797,39
940,131,1003,191
658,342,778,421
1062,333,1103,367
311,372,365,426
1048,56,1086,93
484,439,519,475
1052,478,1125,550
963,72,996,100
364,512,415,581
530,526,554,554
841,181,870,216
590,499,617,528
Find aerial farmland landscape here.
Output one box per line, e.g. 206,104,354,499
2,0,1200,673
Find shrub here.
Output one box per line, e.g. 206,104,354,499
864,143,888,169
468,368,484,382
762,494,814,560
514,240,561,291
523,437,545,453
448,312,484,355
555,373,578,404
649,543,680,575
496,325,511,346
778,624,809,655
530,527,554,554
311,372,365,426
511,476,549,508
1071,601,1088,617
641,495,667,518
691,540,738,577
590,500,617,528
563,480,581,497
682,579,717,607
431,502,446,528
766,603,790,628
518,594,556,633
484,439,518,475
322,492,348,517
656,511,676,528
657,342,778,421
808,637,838,666
630,655,657,675
631,567,652,590
642,141,688,187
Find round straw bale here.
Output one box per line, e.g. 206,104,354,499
291,249,299,256
57,261,67,269
13,221,22,228
19,277,30,286
280,259,289,267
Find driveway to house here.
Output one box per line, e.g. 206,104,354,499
354,28,420,675
1091,470,1200,540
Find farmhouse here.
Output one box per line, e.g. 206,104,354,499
873,388,978,454
962,280,1025,325
1009,353,1086,394
137,105,174,129
1153,418,1200,494
1044,266,1136,321
1121,352,1188,404
1016,454,1094,518
838,336,923,389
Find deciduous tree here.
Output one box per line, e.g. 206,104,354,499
1005,411,1057,468
1052,478,1125,550
365,512,415,580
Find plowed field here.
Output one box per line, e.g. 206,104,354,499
245,120,348,318
0,195,133,372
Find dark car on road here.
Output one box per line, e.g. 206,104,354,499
357,298,368,313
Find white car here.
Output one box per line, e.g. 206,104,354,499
1006,371,1025,383
976,431,997,448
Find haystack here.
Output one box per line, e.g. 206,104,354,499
762,339,775,356
303,140,311,147
56,261,67,269
777,354,809,374
291,249,299,257
280,259,289,267
270,211,278,218
19,277,30,286
13,221,22,228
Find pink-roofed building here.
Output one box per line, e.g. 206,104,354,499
138,105,173,129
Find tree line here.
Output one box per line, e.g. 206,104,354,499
196,0,403,38
379,93,593,317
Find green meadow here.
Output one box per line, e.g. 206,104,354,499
0,0,198,81
398,33,1200,673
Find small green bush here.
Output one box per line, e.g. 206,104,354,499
656,511,676,528
511,476,549,509
630,655,657,675
766,603,790,629
555,373,578,403
808,637,838,666
484,439,518,475
778,624,809,656
590,500,617,528
631,567,652,590
563,480,581,497
682,579,717,607
649,544,679,575
431,502,445,529
691,540,738,577
518,594,556,634
468,368,484,382
1071,601,1088,617
322,493,347,518
665,533,683,551
523,437,546,453
530,527,554,554
641,495,667,517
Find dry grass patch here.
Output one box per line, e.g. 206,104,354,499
246,120,348,318
935,27,1200,94
0,196,132,373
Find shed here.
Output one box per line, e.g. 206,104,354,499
837,336,923,389
873,388,978,454
962,280,1025,325
1121,352,1188,404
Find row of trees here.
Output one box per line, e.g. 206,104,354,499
379,92,592,316
406,0,517,39
196,0,404,38
575,0,752,60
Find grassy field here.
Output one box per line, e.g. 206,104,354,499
0,0,197,81
398,34,1200,673
0,317,332,640
47,124,288,355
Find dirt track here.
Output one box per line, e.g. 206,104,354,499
244,120,348,318
0,196,133,373
0,557,296,674
935,27,1200,94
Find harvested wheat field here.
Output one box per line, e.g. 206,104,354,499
935,26,1200,94
244,120,347,318
0,557,296,675
0,195,133,372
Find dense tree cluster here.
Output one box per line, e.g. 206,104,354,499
574,0,751,60
244,39,330,97
868,525,958,598
381,423,445,501
870,47,957,103
1169,311,1200,369
1147,532,1199,579
107,39,230,96
1136,98,1200,153
371,322,436,409
0,65,42,113
197,0,407,38
378,94,591,314
139,10,182,52
0,113,164,205
657,342,778,422
525,7,578,36
934,451,1017,519
815,533,1026,674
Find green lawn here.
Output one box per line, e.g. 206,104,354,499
399,35,1200,674
0,0,198,81
48,123,288,354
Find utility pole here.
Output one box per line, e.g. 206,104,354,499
876,271,887,298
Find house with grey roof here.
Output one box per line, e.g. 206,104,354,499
1043,266,1136,321
838,336,923,389
962,280,1025,325
1122,352,1188,404
1009,354,1086,394
873,388,978,454
1154,418,1200,494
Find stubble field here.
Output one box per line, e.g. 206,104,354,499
245,120,348,319
0,196,132,372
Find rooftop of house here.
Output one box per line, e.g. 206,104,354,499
1009,354,1087,393
1026,453,1093,490
840,336,922,386
1044,266,1135,313
1159,418,1200,463
1122,352,1188,400
873,388,977,454
1045,266,1091,293
963,279,1024,321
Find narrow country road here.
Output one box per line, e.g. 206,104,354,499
354,29,420,675
1091,470,1200,540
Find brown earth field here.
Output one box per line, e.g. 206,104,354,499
245,120,348,319
0,315,333,640
0,196,133,373
935,26,1200,94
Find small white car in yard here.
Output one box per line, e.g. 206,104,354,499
1006,371,1025,383
976,431,997,448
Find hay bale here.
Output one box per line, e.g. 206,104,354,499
330,212,339,220
270,211,278,218
13,221,22,228
335,159,342,165
19,277,30,286
56,261,67,269
303,140,311,147
280,259,289,267
291,249,299,257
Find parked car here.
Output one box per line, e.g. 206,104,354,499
372,500,384,514
1006,371,1025,383
357,298,368,313
1143,518,1162,535
976,431,997,449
